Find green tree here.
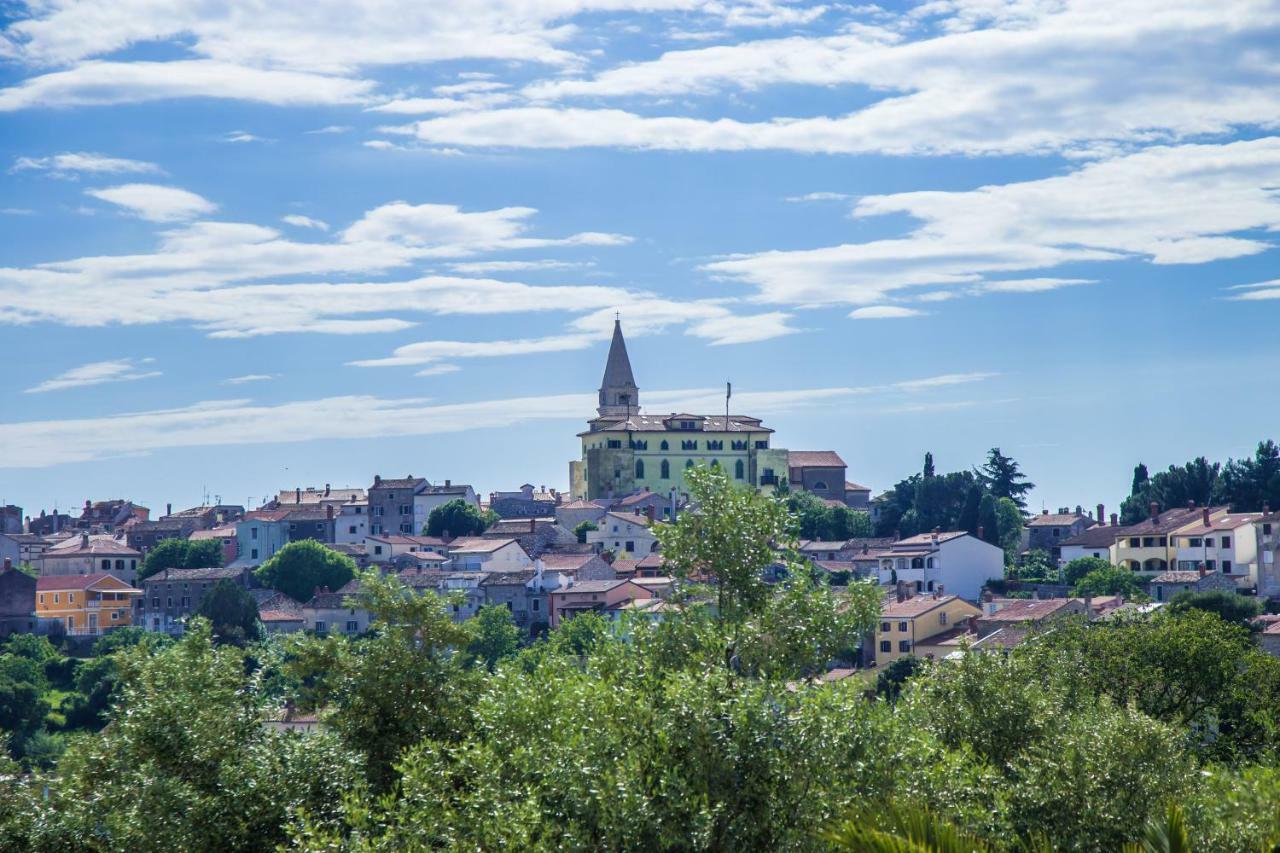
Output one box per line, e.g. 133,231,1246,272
1063,556,1113,586
980,448,1035,512
1217,440,1280,512
875,655,926,702
957,484,984,536
425,498,489,537
572,520,598,544
254,540,355,603
994,497,1024,564
1073,567,1145,598
977,493,1000,546
465,604,521,671
196,579,261,645
140,536,224,580
1168,589,1263,626
660,463,792,624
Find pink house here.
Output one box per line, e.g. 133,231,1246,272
189,525,239,565
547,579,654,628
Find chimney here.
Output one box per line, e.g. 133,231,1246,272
1084,594,1093,614
81,533,89,548
1187,500,1195,510
1198,564,1207,578
1110,513,1119,527
1042,509,1049,516
166,502,172,516
326,504,334,520
1075,505,1083,516
1150,501,1159,523
977,525,984,540
1265,501,1272,515
967,614,978,634
1202,507,1210,528
982,589,997,615
937,584,944,596
2,557,10,572
374,475,382,486
645,505,656,525
325,483,331,497
895,581,907,603
444,479,451,488
1097,503,1104,525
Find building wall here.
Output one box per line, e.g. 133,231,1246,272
874,598,981,666
586,518,659,556
36,585,136,635
40,554,140,585
579,429,781,500
304,606,370,635
790,465,846,502
0,569,36,638
450,544,531,572
235,519,288,566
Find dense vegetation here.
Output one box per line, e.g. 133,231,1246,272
3,466,1280,850
1121,440,1280,523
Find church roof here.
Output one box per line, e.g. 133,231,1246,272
600,319,637,391
579,414,773,435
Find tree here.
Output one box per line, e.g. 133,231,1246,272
140,536,224,580
1168,590,1263,627
980,448,1034,512
994,497,1024,564
465,605,521,671
1073,567,1145,598
977,493,1000,546
1132,462,1150,497
659,464,792,624
1217,440,1280,511
1063,556,1113,586
573,520,598,544
254,540,355,603
425,498,489,537
1015,550,1056,582
875,655,926,702
957,484,983,536
197,579,261,646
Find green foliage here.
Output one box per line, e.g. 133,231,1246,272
781,489,872,540
825,803,996,852
464,604,521,671
874,453,986,538
977,493,999,546
1116,441,1280,523
254,539,355,602
1063,556,1113,586
994,496,1024,564
1168,589,1263,627
875,655,926,702
1073,566,1145,598
424,498,488,537
1014,549,1056,582
140,536,223,580
196,579,261,645
981,447,1035,512
572,519,598,543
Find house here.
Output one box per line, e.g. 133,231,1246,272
139,566,254,634
1256,509,1280,599
547,579,654,628
975,594,1088,637
610,488,682,521
1258,620,1280,658
535,552,616,581
415,480,480,522
268,485,364,511
481,517,579,557
76,499,149,534
391,550,449,572
844,482,872,510
161,503,245,529
874,530,1003,602
1171,508,1263,582
1023,507,1097,561
126,519,195,552
35,573,142,636
0,558,37,638
257,592,306,634
875,590,982,666
26,509,73,537
489,483,562,519
367,475,427,537
479,570,546,629
446,537,531,571
439,572,488,621
1148,567,1239,602
188,525,239,565
232,510,291,567
798,540,857,563
0,505,21,536
302,588,370,635
280,506,337,544
1058,515,1125,566
586,511,660,557
367,534,449,563
1112,503,1226,574
788,450,849,504
39,533,142,585
570,319,790,501
554,498,609,533
0,534,18,571
334,499,369,545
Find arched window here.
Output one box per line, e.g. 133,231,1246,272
914,580,924,592
926,580,935,591
735,459,745,480
660,460,670,479
926,557,935,568
813,481,827,491
635,459,645,479
710,459,720,468
685,459,695,469
660,440,669,450
911,557,925,569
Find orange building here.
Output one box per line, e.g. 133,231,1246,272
36,573,142,636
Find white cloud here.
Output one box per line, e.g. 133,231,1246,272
12,151,161,176
1,207,35,215
282,214,329,231
83,183,217,222
0,60,377,110
305,125,352,134
448,259,592,273
341,201,629,250
1225,278,1280,301
849,306,923,319
25,357,160,393
785,192,850,202
415,364,462,376
706,138,1280,308
220,373,278,385
0,372,993,467
222,130,268,143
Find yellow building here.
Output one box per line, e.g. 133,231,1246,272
876,592,982,666
36,572,142,636
1110,504,1227,573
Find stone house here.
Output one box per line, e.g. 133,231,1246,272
1023,507,1097,562
0,558,37,638
547,579,654,628
139,566,254,634
302,588,371,635
40,534,142,585
787,450,849,505
1147,568,1240,602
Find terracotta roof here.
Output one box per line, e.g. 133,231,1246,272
1174,513,1263,536
1060,524,1125,548
845,481,871,492
981,598,1077,623
1151,570,1212,584
44,538,141,558
245,510,290,522
636,553,667,568
788,450,846,469
147,567,245,582
189,525,237,540
448,537,518,553
813,560,855,572
1263,621,1280,636
1027,512,1091,527
881,595,964,618
371,478,426,490
798,540,850,551
537,553,599,570
559,499,604,510
260,609,305,623
36,573,139,591
554,579,631,594
603,511,653,527
971,626,1030,649
305,591,358,609
479,570,538,586
368,535,446,547
892,531,967,547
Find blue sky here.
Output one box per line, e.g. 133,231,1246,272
1,0,1278,517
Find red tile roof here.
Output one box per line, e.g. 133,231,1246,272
36,573,137,591
788,450,846,469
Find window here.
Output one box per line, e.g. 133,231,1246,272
110,611,119,621
607,439,622,449
151,597,160,608
625,541,635,552
1189,537,1202,547
1265,524,1273,535
898,621,908,632
115,559,124,570
251,527,258,539
532,599,540,612
707,440,723,450
1223,560,1232,573
1052,528,1060,537
53,593,59,604
898,640,911,652
38,594,44,604
879,640,891,653
660,440,669,450
880,621,890,632
680,420,695,430
635,460,645,479
346,620,359,634
939,611,948,625
926,557,935,568
349,526,357,534
181,596,190,608
813,481,827,491
1142,537,1155,547
166,597,173,608
755,440,768,449
660,460,670,479
101,559,111,571
735,459,745,480
1129,538,1140,548
251,548,259,560
911,557,924,569
686,459,694,469
373,545,383,555
315,621,327,635
731,440,748,451
1222,536,1232,549
681,440,697,451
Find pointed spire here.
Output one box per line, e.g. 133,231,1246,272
598,317,639,417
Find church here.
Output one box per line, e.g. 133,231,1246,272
569,319,795,502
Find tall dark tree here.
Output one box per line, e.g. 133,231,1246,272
977,493,1000,546
1217,440,1280,511
981,448,1034,512
1131,463,1150,496
196,580,261,646
957,484,984,536
922,452,936,479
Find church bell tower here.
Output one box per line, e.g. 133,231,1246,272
597,318,639,418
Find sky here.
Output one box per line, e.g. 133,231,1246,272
1,0,1278,518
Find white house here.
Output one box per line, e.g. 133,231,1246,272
1172,510,1262,582
1057,522,1124,567
302,589,370,636
874,531,1003,602
586,511,660,557
446,537,531,572
412,481,480,534
334,499,369,546
366,534,449,564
